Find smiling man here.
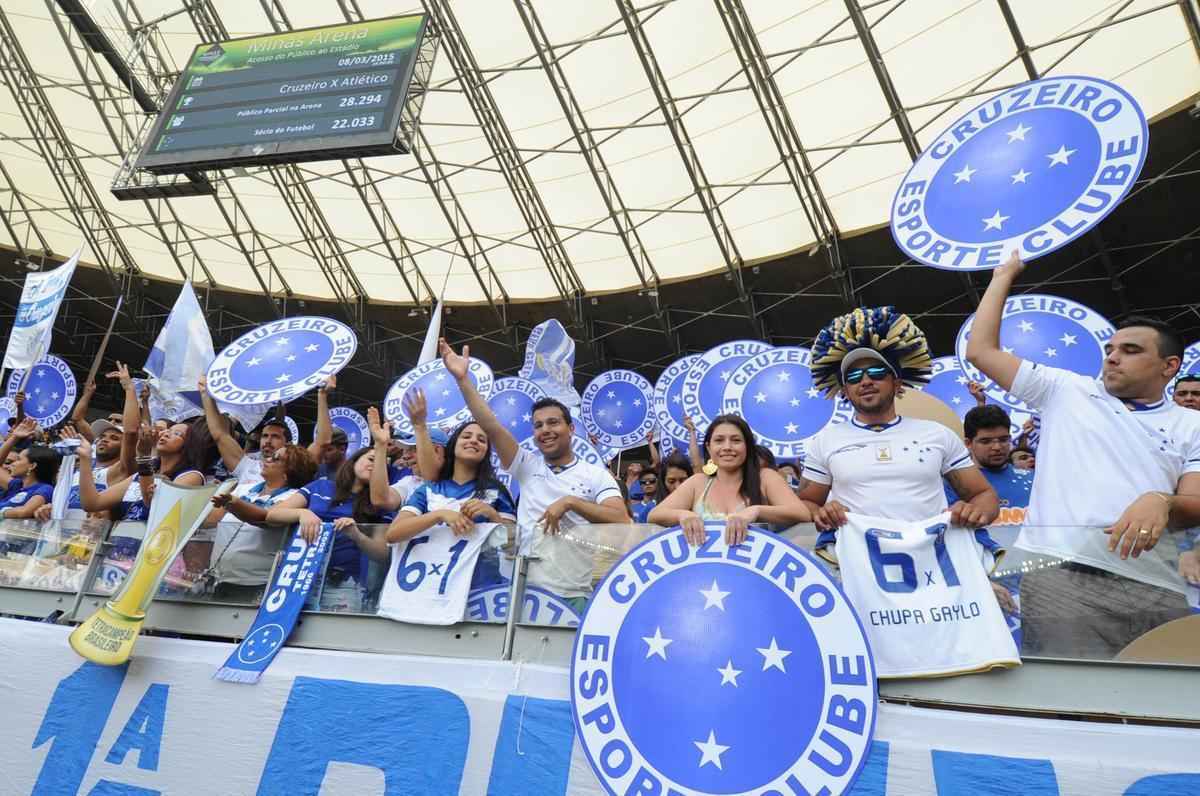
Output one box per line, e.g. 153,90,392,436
966,251,1200,658
438,339,628,611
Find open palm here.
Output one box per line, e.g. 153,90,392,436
439,338,470,380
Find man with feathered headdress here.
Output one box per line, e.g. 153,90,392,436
798,306,998,546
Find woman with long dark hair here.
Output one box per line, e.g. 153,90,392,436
0,418,61,522
265,445,392,612
649,414,809,545
658,450,694,497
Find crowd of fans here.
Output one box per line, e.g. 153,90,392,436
1,255,1198,661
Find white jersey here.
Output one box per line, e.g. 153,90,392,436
389,474,424,505
507,447,622,599
835,511,1019,678
377,523,492,625
1010,361,1200,591
803,416,974,521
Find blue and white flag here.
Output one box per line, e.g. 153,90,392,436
6,355,76,427
207,317,357,407
145,283,269,431
581,370,656,451
2,246,79,371
328,407,368,454
955,293,1113,412
721,347,852,459
519,319,580,407
892,76,1147,269
214,522,335,684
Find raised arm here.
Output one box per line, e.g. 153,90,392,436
0,417,37,489
440,339,519,468
71,380,97,442
108,363,140,480
307,376,334,460
964,251,1026,392
683,415,704,471
404,389,440,484
367,406,402,512
78,438,132,513
198,375,244,473
647,431,661,469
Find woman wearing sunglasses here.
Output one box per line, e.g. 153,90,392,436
649,414,810,545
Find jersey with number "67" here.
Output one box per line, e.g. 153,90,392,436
834,512,1020,678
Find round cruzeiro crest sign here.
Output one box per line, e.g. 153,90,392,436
282,416,300,445
573,521,876,796
384,358,495,436
0,397,16,432
921,356,1032,438
955,293,1113,413
488,377,546,443
328,407,369,454
722,347,853,458
582,370,656,452
7,355,76,427
654,354,700,456
892,75,1148,270
681,340,773,433
465,583,581,628
1167,341,1200,401
207,317,357,405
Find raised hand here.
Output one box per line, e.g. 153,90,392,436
967,381,986,406
438,338,470,381
994,249,1025,281
403,388,428,426
367,406,391,446
11,416,38,439
136,422,157,457
320,375,337,393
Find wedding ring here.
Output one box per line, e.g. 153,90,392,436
1137,529,1151,536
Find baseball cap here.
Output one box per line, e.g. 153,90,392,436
90,419,123,438
395,428,451,447
839,347,897,381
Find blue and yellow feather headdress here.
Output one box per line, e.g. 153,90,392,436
810,306,933,397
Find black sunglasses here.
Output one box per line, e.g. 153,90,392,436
639,478,657,485
844,365,891,385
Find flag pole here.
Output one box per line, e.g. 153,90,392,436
84,295,124,389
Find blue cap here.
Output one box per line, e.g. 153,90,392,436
397,427,451,447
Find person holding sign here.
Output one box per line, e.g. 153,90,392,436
965,251,1199,657
439,339,628,612
648,414,809,545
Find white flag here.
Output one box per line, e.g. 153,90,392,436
2,247,79,371
144,282,268,431
519,319,581,407
418,300,442,366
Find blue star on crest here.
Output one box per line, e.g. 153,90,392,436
229,331,333,391
925,110,1099,244
590,382,649,436
9,357,74,425
923,357,979,420
237,623,285,664
737,362,831,441
611,563,823,792
488,378,544,441
406,367,472,424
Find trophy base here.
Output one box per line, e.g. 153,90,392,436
68,603,146,666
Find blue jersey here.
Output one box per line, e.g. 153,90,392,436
299,477,393,581
631,499,656,524
0,481,53,512
944,463,1032,528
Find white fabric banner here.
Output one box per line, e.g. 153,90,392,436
0,619,1195,795
2,246,79,371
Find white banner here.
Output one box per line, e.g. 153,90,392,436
0,619,1194,795
2,247,80,371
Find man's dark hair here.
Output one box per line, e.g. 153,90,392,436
1118,315,1184,360
1009,445,1034,461
1176,373,1200,385
330,427,349,446
963,404,1011,440
530,397,572,425
260,419,292,442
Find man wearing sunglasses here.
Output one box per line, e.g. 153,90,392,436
799,348,998,541
631,471,659,523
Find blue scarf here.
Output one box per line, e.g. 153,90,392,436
213,522,334,684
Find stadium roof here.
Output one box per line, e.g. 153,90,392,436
1,1,1199,411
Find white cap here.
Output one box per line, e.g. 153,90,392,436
839,347,898,380
90,419,123,438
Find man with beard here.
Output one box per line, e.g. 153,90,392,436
966,251,1200,657
198,377,293,487
798,308,998,539
439,339,628,611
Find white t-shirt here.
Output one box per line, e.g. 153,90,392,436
390,474,424,505
210,480,297,586
1008,360,1200,589
231,455,263,487
803,416,975,521
835,511,1019,678
507,447,622,599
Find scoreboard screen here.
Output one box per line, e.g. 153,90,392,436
135,15,427,174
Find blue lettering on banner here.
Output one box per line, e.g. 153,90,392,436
1124,775,1200,796
32,663,129,796
384,357,495,435
87,782,160,795
256,677,470,796
679,340,773,432
890,76,1147,270
487,696,575,796
931,750,1059,796
103,684,169,771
